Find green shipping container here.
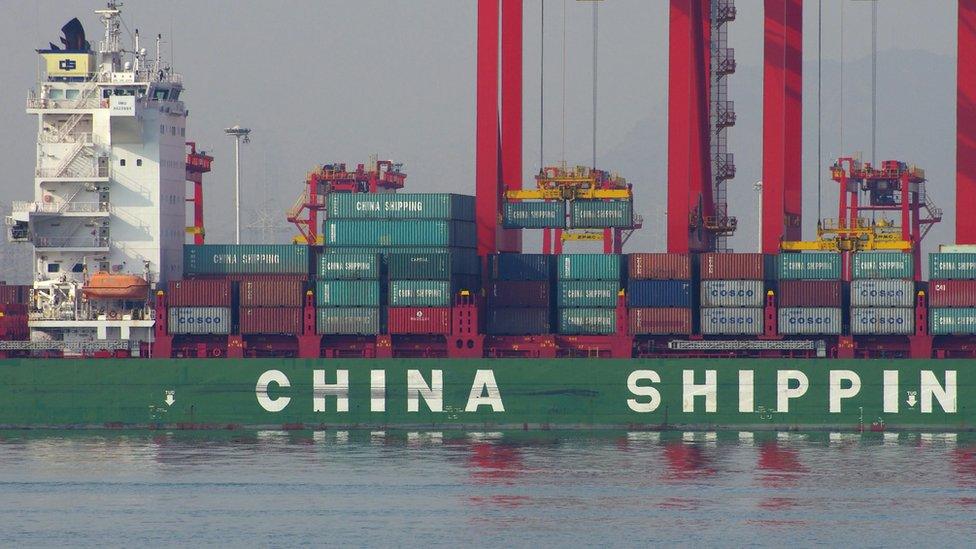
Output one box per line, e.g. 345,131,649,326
388,278,480,306
324,220,476,248
503,201,566,229
930,253,976,280
316,307,381,335
387,250,480,279
183,245,310,276
316,253,381,280
327,193,475,221
929,308,976,335
570,200,633,228
556,254,622,281
315,280,381,307
557,307,617,334
777,252,842,280
556,281,619,307
852,252,914,279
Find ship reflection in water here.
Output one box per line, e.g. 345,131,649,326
0,430,973,545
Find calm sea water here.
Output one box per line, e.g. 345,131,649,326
0,430,973,547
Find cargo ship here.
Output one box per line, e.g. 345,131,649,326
0,3,973,431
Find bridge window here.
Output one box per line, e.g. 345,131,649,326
136,159,142,167
72,263,84,273
47,263,60,273
120,159,126,167
65,89,79,100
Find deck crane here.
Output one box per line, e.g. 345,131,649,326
184,142,213,245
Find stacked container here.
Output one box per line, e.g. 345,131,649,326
850,252,915,336
626,253,693,335
315,253,382,335
485,254,554,335
929,252,976,335
699,253,767,336
777,252,843,336
323,193,478,336
555,254,622,335
166,278,234,336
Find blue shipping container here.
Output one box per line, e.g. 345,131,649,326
487,254,553,281
627,280,692,308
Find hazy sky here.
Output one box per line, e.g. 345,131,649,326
0,0,959,278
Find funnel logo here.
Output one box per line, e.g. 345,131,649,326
416,311,424,319
58,59,77,71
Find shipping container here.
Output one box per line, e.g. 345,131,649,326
699,253,770,280
849,279,914,308
315,280,382,307
939,244,976,253
569,200,633,228
776,280,843,308
387,250,480,279
324,219,476,248
700,308,763,335
316,307,381,335
487,254,553,281
628,253,692,280
239,307,302,335
929,253,976,280
168,307,232,335
327,193,475,221
556,254,622,281
628,308,693,335
930,308,976,335
485,308,551,335
316,253,381,280
557,308,616,335
700,280,764,308
556,280,619,308
487,280,551,308
851,252,914,279
850,307,914,335
626,280,692,308
387,307,451,334
778,307,843,335
183,244,310,276
777,252,842,280
929,280,976,307
0,284,29,305
240,278,305,307
166,279,232,307
503,201,566,229
388,279,479,307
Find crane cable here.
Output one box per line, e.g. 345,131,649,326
540,0,545,170
817,0,822,223
561,0,567,163
592,1,598,170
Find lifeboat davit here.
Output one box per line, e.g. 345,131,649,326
82,272,149,300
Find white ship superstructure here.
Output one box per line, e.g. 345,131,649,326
7,2,190,350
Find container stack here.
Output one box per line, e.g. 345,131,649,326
928,252,976,335
850,252,915,336
776,252,843,336
323,193,478,336
485,254,554,335
315,253,383,335
555,254,622,335
626,253,693,335
699,253,769,336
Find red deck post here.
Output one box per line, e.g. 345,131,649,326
298,291,321,359
958,0,976,244
152,291,172,358
227,335,244,358
910,290,932,359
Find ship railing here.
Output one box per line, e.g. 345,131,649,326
14,202,108,214
0,340,130,352
33,236,110,249
36,160,109,179
39,131,101,145
26,95,101,110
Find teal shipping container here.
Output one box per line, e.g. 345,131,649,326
324,219,476,248
183,245,310,276
327,193,475,221
569,200,633,228
557,307,617,335
387,250,480,279
316,253,381,280
315,280,381,307
929,253,976,280
556,254,622,281
777,252,842,280
503,201,566,229
930,308,976,335
556,281,619,307
316,307,381,335
388,278,479,306
852,252,914,279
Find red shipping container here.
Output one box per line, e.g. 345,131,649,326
487,281,551,308
189,273,309,282
777,280,843,307
628,308,693,335
239,307,303,335
0,285,29,305
240,278,305,307
387,307,451,334
929,280,976,307
699,253,766,280
167,279,232,307
628,253,692,280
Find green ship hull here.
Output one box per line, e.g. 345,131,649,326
0,359,970,430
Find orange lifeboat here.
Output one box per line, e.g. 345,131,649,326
82,272,149,300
